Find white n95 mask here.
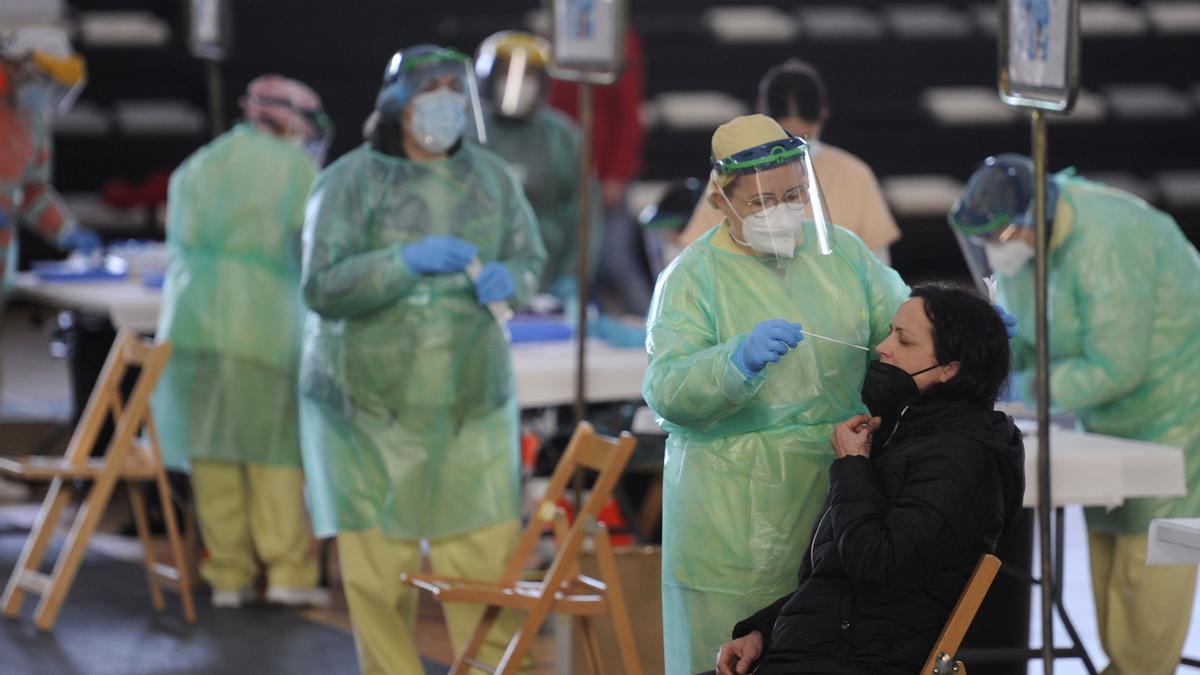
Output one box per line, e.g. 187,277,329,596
720,188,804,259
984,239,1035,276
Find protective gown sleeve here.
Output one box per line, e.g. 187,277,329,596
551,126,601,288
1045,230,1154,410
19,126,77,245
494,163,547,309
300,168,420,320
642,262,766,433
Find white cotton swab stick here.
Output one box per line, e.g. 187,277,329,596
466,257,514,326
799,329,869,352
983,275,999,303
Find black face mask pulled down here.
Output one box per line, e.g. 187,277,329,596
860,360,944,430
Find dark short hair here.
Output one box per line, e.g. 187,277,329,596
757,59,829,122
910,281,1011,406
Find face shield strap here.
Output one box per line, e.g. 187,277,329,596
711,135,809,177
950,209,1015,237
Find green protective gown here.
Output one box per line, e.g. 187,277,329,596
152,124,317,470
643,222,908,675
1000,173,1200,535
298,143,546,541
478,107,600,295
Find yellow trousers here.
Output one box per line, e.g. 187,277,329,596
190,461,319,592
337,520,531,675
1088,531,1197,675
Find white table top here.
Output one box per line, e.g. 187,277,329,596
1020,424,1186,508
511,339,647,408
14,273,161,333
13,274,649,409
1148,518,1200,565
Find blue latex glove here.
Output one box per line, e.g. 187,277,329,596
401,235,478,275
732,319,804,378
993,303,1018,339
475,261,515,304
61,228,102,255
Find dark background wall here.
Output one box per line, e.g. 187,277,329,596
53,0,1200,283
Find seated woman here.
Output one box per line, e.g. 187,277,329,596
713,281,1026,675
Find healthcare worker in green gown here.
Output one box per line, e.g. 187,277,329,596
153,75,332,609
298,45,545,675
642,114,909,674
950,154,1200,675
473,30,599,305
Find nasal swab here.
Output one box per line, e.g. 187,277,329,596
799,329,869,352
983,275,999,303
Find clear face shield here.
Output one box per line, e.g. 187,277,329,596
483,50,544,119
712,136,833,264
245,92,336,166
14,60,84,119
301,111,335,166
379,48,488,150
948,166,1040,285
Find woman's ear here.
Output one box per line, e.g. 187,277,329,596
938,361,961,384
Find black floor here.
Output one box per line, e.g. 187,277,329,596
0,529,448,675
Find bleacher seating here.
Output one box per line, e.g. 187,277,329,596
36,0,1200,283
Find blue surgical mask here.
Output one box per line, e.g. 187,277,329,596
409,88,467,154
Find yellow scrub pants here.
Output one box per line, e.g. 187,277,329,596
1088,531,1198,675
337,520,531,675
191,460,319,592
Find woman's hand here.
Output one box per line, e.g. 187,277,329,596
832,414,882,459
716,631,764,675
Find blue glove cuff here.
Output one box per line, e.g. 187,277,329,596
731,338,761,379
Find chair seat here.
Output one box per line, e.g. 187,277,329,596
0,450,158,481
402,572,611,616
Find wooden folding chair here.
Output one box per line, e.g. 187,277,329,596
0,331,195,630
403,421,642,675
921,553,1002,675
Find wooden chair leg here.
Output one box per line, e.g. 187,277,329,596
127,482,165,612
33,473,121,630
577,616,605,675
450,605,502,675
2,479,72,617
594,526,644,675
494,619,546,675
153,468,195,623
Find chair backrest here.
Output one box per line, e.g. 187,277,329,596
61,330,173,467
501,422,637,583
920,553,1002,674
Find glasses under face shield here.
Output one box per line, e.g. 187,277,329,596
731,184,812,214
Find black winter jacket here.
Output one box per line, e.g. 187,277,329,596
732,397,1025,674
